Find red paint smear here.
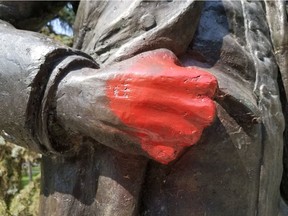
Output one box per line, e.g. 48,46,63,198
106,50,218,164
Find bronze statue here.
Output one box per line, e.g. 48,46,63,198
0,1,287,215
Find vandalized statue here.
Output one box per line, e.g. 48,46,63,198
0,1,287,215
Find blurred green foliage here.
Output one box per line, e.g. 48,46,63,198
0,140,40,215
9,175,41,216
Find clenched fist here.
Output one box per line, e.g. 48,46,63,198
56,49,218,164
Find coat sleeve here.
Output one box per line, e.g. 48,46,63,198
0,22,98,154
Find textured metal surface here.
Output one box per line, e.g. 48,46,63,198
0,23,96,154
73,0,204,65
0,1,287,216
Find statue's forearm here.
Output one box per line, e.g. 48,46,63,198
0,24,98,154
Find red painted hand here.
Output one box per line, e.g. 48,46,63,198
106,49,218,164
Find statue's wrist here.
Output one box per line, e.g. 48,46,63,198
35,55,98,155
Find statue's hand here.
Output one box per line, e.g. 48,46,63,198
105,49,218,164
56,49,217,164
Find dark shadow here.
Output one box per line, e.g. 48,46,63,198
183,0,230,67
216,89,260,136
140,116,262,216
40,139,148,215
278,68,288,203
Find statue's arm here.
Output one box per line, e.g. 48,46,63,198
0,1,218,164
0,22,217,164
0,23,98,154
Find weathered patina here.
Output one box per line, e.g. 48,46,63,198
0,1,287,215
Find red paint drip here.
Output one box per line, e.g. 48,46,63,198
106,50,218,164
